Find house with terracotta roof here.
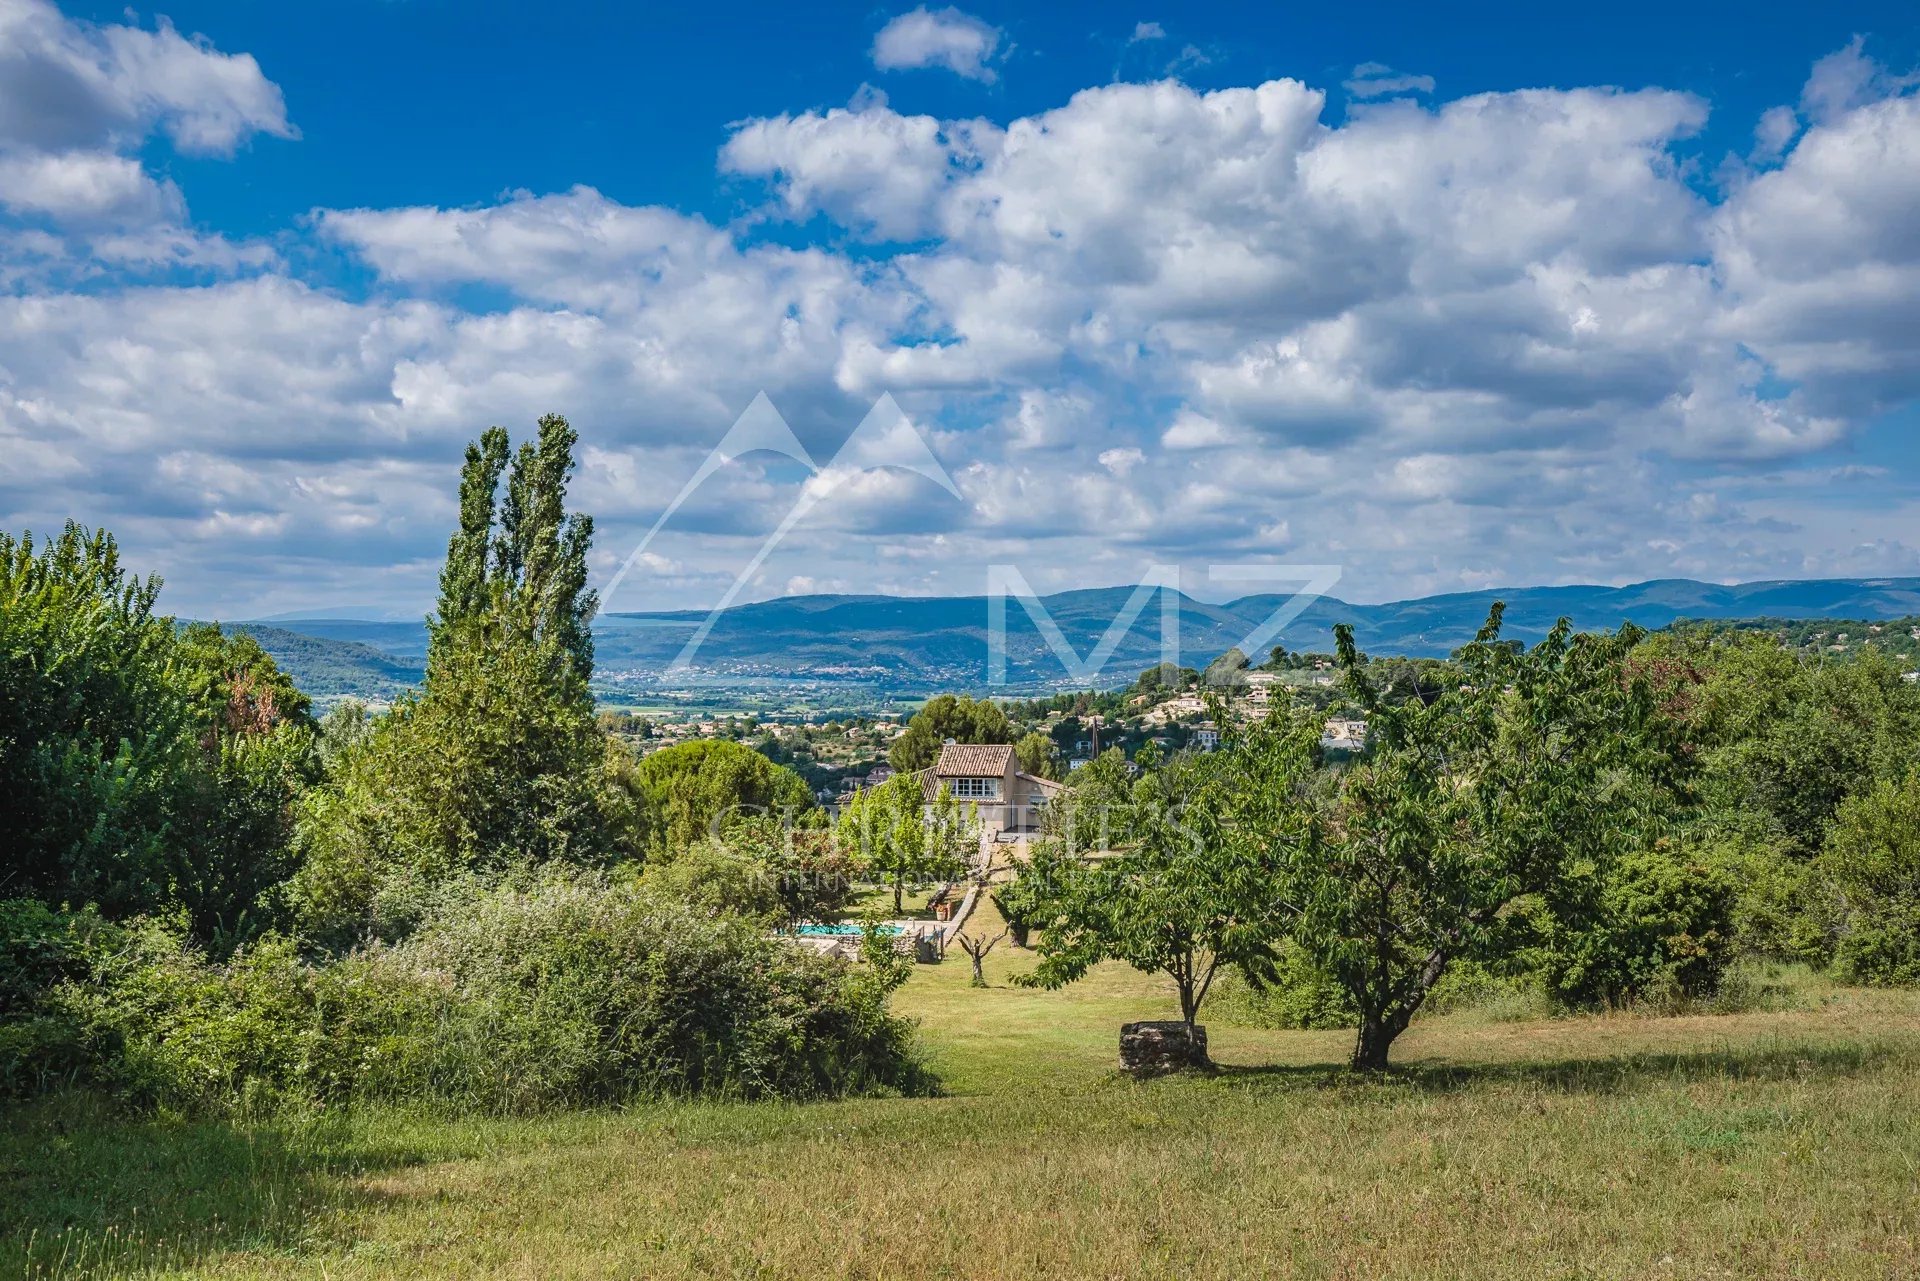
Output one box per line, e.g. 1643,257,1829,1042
919,742,1064,838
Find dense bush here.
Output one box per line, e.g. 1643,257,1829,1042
1700,834,1833,964
1821,770,1920,986
1210,942,1356,1030
364,874,926,1108
22,874,926,1116
0,901,121,1098
1419,961,1556,1022
1542,844,1738,1011
643,820,857,925
51,925,324,1115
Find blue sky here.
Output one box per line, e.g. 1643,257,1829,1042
4,0,1919,618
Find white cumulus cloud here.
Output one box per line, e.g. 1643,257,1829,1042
871,7,1005,82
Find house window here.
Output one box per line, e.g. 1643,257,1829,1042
949,776,1000,799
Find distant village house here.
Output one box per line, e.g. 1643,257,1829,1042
919,743,1063,840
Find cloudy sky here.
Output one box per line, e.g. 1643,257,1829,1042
2,0,1918,620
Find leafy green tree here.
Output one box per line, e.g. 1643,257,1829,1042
639,838,788,920
835,772,971,914
1045,748,1137,854
172,625,314,735
1636,629,1920,859
431,415,595,681
1021,722,1322,1044
1014,730,1059,780
1820,769,1920,985
291,628,634,943
715,818,858,924
630,739,815,861
1132,661,1191,692
1268,606,1679,1069
1201,646,1249,689
889,694,1013,771
1629,628,1920,962
992,837,1083,948
290,417,630,943
0,531,322,947
167,625,319,948
0,524,189,916
0,526,212,925
315,699,373,771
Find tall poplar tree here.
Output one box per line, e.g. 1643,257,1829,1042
430,414,596,684
293,415,630,944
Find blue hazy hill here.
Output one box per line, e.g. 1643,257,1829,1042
230,575,1920,699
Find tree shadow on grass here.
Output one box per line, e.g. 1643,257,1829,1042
1208,1038,1905,1098
0,1093,438,1279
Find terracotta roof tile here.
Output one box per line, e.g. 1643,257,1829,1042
934,743,1016,777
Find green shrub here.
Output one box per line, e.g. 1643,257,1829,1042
0,900,121,1098
647,818,857,926
1703,959,1814,1015
1705,834,1834,963
1543,844,1738,1011
1210,942,1356,1030
352,872,927,1109
1420,961,1556,1022
0,900,115,1018
49,925,322,1115
32,873,928,1116
1820,770,1920,986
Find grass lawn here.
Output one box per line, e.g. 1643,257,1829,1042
6,899,1920,1279
845,882,947,920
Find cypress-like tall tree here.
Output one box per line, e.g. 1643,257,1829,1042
293,415,630,945
431,427,509,661
429,414,595,683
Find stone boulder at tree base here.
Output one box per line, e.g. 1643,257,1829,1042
1119,1020,1209,1076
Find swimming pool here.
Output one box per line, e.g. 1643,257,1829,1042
793,922,903,937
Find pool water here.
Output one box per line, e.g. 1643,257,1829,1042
793,923,903,936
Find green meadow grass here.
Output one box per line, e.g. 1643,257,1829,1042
6,898,1920,1279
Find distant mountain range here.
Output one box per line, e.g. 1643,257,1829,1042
204,623,426,704
212,575,1920,703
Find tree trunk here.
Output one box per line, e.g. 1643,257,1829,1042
1352,1012,1401,1071
1350,943,1451,1071
1173,980,1212,1067
893,876,904,915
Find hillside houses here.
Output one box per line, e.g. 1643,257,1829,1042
1321,718,1368,751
